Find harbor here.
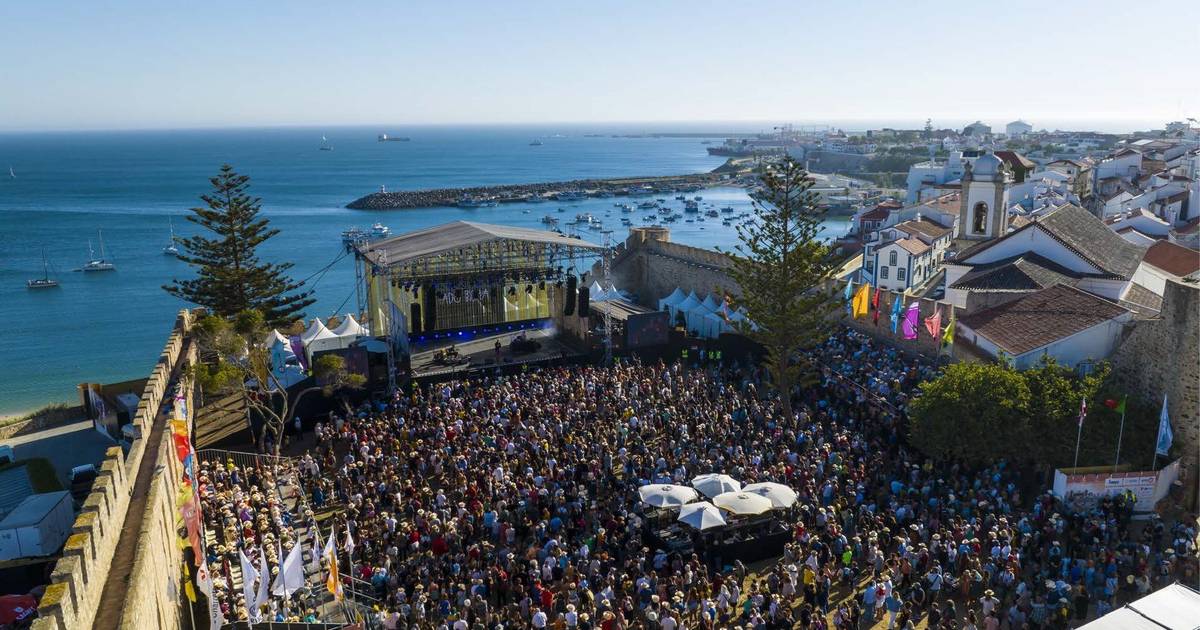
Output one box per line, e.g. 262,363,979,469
345,169,742,210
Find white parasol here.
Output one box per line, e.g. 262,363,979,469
691,473,742,498
712,491,773,516
677,501,727,531
638,484,699,508
741,482,799,509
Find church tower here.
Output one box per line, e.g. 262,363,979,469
957,151,1012,240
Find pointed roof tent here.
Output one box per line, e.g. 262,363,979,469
331,314,368,338
700,294,720,311
676,292,701,312
264,329,290,348
301,319,337,344
659,288,686,311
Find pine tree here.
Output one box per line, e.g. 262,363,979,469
723,157,839,418
165,165,314,326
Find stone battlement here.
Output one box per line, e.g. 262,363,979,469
33,309,198,630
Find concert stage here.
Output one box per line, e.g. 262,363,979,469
409,327,584,379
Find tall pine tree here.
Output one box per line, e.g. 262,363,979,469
165,165,314,326
723,157,839,418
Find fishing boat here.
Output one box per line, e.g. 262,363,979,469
370,223,391,239
162,217,180,256
721,206,735,213
637,201,657,210
319,135,333,151
572,213,595,224
705,209,719,217
684,200,699,213
529,140,543,146
619,204,633,213
82,230,116,272
540,215,559,225
378,134,411,142
27,248,59,289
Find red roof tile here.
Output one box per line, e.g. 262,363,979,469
958,284,1129,356
1142,241,1200,277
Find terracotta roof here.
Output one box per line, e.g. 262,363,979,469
891,238,931,256
1142,241,1200,277
953,205,1145,279
959,284,1129,356
994,151,1036,170
950,253,1084,292
894,217,953,241
1011,215,1032,229
1173,217,1200,235
860,207,891,221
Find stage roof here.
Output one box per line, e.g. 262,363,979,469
359,221,606,269
1078,583,1200,630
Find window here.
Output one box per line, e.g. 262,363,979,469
881,266,889,279
866,260,874,273
889,251,898,266
898,268,907,282
972,202,988,234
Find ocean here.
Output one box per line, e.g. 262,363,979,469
0,125,850,414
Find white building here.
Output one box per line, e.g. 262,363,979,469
905,151,971,203
862,216,954,291
956,152,1012,242
956,284,1133,370
1005,120,1033,137
963,121,992,137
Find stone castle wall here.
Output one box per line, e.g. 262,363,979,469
34,310,197,630
1108,279,1200,509
607,227,738,307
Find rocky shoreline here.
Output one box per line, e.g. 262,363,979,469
345,170,741,210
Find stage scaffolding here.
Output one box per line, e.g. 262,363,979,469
355,221,606,336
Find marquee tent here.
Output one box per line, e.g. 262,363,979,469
301,319,341,358
301,319,333,344
673,291,701,315
658,288,687,312
331,314,369,338
700,294,721,311
264,329,290,349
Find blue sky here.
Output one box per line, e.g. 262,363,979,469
1,0,1196,131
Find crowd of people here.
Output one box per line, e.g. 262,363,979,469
199,327,1197,628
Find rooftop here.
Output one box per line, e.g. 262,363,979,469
959,284,1129,356
954,204,1146,279
358,220,606,270
894,217,953,241
1142,240,1200,277
950,253,1084,292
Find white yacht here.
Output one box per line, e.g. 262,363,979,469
27,248,59,289
82,230,116,272
370,223,390,239
162,217,180,257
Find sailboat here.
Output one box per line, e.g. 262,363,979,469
7,166,14,179
82,229,116,272
163,217,180,257
319,135,333,151
27,248,59,289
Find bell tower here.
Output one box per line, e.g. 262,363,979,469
957,152,1012,240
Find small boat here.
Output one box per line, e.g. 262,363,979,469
529,140,544,146
522,209,530,214
620,205,633,213
620,217,632,225
457,196,497,208
556,191,587,201
319,135,333,151
370,223,390,239
27,248,59,289
573,213,595,224
378,134,411,142
694,196,703,201
705,209,719,218
637,201,657,210
8,166,14,179
541,215,559,225
594,190,612,198
675,195,686,200
162,217,180,257
527,195,546,203
721,206,735,213
341,227,368,244
82,229,116,272
684,200,699,213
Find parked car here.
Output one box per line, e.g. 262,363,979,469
69,464,98,504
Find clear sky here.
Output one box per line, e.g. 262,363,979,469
1,0,1196,131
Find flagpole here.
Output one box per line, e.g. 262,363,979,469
1073,420,1083,469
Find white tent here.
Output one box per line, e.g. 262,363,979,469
638,484,699,508
677,501,727,531
331,314,368,338
712,491,773,516
589,280,607,300
675,291,701,313
302,319,341,358
684,302,715,336
264,329,289,349
301,319,332,344
700,294,721,311
658,288,686,312
703,312,732,339
741,482,798,509
691,473,741,498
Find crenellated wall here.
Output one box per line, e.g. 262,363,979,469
33,309,197,630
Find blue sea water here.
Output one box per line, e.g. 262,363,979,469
0,125,849,414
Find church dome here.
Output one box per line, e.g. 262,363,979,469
972,152,1003,177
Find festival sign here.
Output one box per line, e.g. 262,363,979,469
1052,462,1179,513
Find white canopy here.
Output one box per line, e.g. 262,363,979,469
264,329,290,349
675,291,701,312
702,312,732,339
658,288,687,312
713,491,773,516
684,302,715,336
331,313,368,338
300,318,336,344
677,501,727,531
700,294,721,311
692,473,741,497
741,482,798,509
638,484,699,508
589,280,606,299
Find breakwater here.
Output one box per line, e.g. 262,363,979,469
346,171,735,210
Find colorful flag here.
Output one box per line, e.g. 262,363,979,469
851,282,871,319
942,308,955,347
1156,394,1173,456
873,306,880,326
871,286,880,310
1078,398,1087,428
843,280,854,314
1103,397,1126,414
324,528,344,600
902,302,920,340
890,294,903,334
924,305,942,339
